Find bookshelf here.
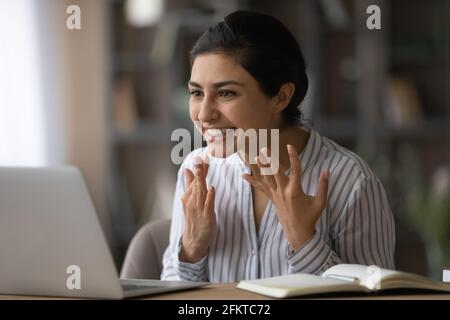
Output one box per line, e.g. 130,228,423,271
105,0,449,274
305,0,450,276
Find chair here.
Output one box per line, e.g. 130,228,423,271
120,218,171,279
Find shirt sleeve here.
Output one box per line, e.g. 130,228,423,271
160,163,209,282
286,177,396,275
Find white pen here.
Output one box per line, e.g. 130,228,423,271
324,274,360,284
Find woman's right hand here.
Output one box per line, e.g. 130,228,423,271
179,155,216,263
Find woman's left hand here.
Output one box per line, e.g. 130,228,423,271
242,145,330,252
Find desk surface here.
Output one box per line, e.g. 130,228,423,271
1,283,450,300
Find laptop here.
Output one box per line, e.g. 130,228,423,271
0,166,208,299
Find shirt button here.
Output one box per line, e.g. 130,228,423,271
251,249,256,255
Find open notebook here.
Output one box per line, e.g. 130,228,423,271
237,264,450,298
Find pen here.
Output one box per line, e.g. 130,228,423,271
323,274,360,284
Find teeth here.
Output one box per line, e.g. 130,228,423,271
206,129,223,137
205,128,235,137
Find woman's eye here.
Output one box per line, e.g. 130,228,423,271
189,90,203,97
218,90,236,98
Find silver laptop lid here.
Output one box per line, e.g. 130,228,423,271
0,166,123,299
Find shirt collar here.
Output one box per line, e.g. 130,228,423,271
298,126,322,174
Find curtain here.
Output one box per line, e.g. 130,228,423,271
0,0,47,166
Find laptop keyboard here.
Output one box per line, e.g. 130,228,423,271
122,284,166,291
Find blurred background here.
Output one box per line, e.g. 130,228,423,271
0,0,448,279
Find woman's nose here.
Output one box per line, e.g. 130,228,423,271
197,97,219,122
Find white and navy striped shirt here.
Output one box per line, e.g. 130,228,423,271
161,126,396,282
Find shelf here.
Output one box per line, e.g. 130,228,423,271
113,53,159,73
316,117,450,141
110,7,219,73
383,119,450,141
112,119,193,145
390,59,448,69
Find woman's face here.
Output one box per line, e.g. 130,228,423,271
188,53,279,158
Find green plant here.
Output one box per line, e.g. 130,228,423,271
397,145,450,280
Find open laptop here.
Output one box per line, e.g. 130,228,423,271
0,166,208,299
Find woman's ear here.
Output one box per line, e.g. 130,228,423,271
271,82,296,113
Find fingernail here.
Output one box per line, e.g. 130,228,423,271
260,147,269,157
287,144,295,153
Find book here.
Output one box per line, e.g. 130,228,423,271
236,264,450,298
444,267,450,283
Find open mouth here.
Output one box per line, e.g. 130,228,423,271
203,127,237,143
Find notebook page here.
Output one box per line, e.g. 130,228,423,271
237,273,367,298
322,264,450,291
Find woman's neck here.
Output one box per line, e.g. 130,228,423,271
277,125,310,170
238,124,310,171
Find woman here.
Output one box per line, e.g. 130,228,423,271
161,10,395,282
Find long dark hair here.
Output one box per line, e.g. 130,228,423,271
190,10,309,126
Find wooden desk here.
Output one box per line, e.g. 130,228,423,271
145,283,450,300
1,283,450,300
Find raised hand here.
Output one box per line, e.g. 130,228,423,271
180,155,216,263
242,145,330,251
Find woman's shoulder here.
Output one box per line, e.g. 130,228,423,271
314,130,379,187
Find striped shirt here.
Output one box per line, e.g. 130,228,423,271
161,126,396,282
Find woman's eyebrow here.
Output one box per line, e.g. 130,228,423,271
188,80,245,88
213,80,245,88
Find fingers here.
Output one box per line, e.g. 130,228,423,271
201,154,210,178
204,186,215,213
249,161,261,180
258,148,272,174
260,147,287,187
183,168,195,200
248,155,266,190
194,156,208,206
287,144,303,192
184,168,195,187
184,154,208,191
315,170,331,212
184,153,209,200
244,148,288,193
242,173,270,196
194,155,209,181
256,155,276,190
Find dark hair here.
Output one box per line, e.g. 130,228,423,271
190,10,309,126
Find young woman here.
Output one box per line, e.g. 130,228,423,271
161,10,395,282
